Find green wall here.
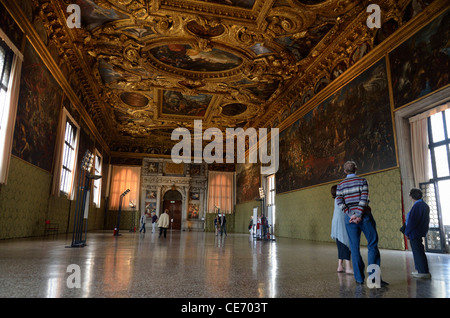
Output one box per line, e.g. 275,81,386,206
234,200,258,234
234,168,405,250
205,212,236,233
0,156,51,239
0,156,106,239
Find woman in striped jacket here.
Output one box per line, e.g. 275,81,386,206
336,161,386,286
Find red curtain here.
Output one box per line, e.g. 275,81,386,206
109,166,140,210
207,171,234,214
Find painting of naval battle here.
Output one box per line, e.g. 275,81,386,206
276,58,397,193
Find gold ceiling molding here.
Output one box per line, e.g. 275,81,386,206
3,0,443,158
0,0,111,154
253,0,400,130
273,0,450,134
155,0,274,29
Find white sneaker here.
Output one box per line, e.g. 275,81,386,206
412,271,431,279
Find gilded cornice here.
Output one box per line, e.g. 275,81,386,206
0,0,111,154
1,0,446,159
260,0,449,133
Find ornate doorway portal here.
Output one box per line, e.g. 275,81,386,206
163,190,182,230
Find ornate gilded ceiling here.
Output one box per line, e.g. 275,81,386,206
6,0,433,156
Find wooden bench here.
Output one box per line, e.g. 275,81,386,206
44,220,59,236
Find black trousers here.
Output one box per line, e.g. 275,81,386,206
159,227,167,238
410,237,429,273
336,239,351,260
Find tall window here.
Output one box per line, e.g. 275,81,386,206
109,165,140,210
92,149,102,208
0,40,13,129
207,171,234,213
427,108,450,228
0,32,22,184
408,103,450,252
267,174,275,206
266,174,276,233
60,116,78,195
51,108,80,198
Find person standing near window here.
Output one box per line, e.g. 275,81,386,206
405,188,431,279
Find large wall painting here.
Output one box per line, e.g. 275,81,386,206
276,58,397,194
12,41,62,172
389,9,449,109
236,162,261,204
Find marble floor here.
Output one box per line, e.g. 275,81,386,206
0,230,449,298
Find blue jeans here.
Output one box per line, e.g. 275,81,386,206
409,237,429,273
345,213,381,283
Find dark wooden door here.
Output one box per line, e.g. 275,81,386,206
163,200,182,230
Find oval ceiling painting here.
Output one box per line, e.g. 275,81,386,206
120,92,149,108
221,103,247,116
150,44,243,72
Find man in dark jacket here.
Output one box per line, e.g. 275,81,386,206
405,188,431,279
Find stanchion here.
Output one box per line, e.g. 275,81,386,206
129,200,136,232
114,189,130,236
66,150,101,248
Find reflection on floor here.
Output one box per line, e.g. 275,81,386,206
0,231,449,298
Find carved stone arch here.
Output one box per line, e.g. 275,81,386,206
163,188,183,201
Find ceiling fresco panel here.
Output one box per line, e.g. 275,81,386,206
9,0,437,156
161,90,213,117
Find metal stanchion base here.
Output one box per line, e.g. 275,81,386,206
65,242,86,248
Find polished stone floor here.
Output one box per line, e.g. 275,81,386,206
0,230,449,298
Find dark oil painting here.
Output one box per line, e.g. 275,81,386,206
236,162,261,204
162,90,212,117
12,41,62,172
389,9,449,109
150,44,242,72
276,58,397,193
75,0,128,30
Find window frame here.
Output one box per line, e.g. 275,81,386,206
0,29,23,184
427,109,450,182
92,149,102,208
266,174,276,206
59,108,80,198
